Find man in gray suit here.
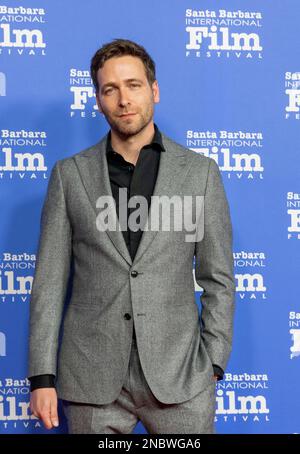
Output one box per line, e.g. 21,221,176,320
28,39,235,434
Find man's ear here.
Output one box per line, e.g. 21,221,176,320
152,80,160,104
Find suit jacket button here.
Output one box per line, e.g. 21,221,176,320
124,313,131,320
131,270,138,277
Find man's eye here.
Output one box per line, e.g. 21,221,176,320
130,84,140,88
104,88,113,94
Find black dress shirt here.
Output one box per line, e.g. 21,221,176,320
28,123,223,391
106,123,164,261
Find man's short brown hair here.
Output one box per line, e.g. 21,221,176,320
90,38,156,94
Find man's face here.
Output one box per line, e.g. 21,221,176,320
95,55,159,137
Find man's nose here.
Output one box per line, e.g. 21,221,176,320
118,87,130,107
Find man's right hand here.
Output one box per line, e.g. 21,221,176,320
30,388,59,430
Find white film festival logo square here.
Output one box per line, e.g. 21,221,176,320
288,209,300,231
289,311,300,359
187,130,264,180
285,72,300,119
285,89,300,112
185,9,263,59
0,6,47,56
69,69,98,118
290,329,300,359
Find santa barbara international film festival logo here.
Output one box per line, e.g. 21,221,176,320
186,129,264,180
0,129,48,180
0,252,35,304
0,377,42,430
185,8,263,59
234,251,267,303
0,5,46,56
287,192,300,240
289,311,300,360
285,72,300,120
69,68,98,118
215,372,270,424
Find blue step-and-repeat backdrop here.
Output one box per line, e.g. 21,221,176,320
0,0,299,434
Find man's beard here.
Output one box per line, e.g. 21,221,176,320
104,106,153,139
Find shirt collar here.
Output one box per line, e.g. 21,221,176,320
106,122,165,156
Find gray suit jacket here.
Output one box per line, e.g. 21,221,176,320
27,130,235,405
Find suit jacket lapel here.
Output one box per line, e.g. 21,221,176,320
73,131,192,267
133,133,191,265
74,134,133,266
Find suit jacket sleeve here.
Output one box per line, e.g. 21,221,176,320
194,158,235,372
27,161,72,378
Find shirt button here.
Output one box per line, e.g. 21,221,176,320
124,313,131,320
131,270,138,277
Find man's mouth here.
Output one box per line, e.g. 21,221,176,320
119,113,136,117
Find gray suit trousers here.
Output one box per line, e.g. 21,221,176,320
61,336,216,434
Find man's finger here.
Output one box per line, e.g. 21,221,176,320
50,399,59,427
40,409,53,430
